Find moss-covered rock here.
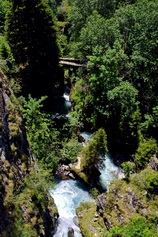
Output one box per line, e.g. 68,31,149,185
76,202,107,237
76,167,158,236
0,70,58,236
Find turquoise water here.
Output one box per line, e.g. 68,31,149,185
99,153,118,191
50,179,93,237
51,132,119,236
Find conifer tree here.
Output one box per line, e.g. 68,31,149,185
5,0,63,99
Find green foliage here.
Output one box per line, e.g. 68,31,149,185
90,187,100,198
3,168,55,237
48,0,58,14
134,139,157,168
72,42,128,129
5,0,63,98
108,216,158,237
69,0,158,152
76,11,107,58
115,0,158,113
121,161,136,179
68,0,97,41
93,128,108,156
107,81,138,120
0,0,7,32
76,201,104,237
76,166,158,236
0,35,17,75
60,138,82,163
20,95,60,172
71,78,88,125
68,0,124,42
81,128,107,172
61,113,83,139
141,106,158,140
131,167,158,196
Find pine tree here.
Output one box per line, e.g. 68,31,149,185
5,0,64,99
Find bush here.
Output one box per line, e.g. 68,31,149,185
60,138,82,163
108,216,158,237
134,139,157,168
131,167,158,196
121,162,136,179
0,36,17,75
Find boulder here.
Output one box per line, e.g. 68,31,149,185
68,227,74,237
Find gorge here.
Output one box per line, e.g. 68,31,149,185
49,91,120,236
1,0,158,236
50,152,120,237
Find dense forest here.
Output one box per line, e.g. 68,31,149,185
0,0,158,236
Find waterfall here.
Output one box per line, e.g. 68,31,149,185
50,179,93,237
80,132,119,190
51,132,120,236
63,87,71,118
51,86,71,118
63,93,70,102
99,153,118,191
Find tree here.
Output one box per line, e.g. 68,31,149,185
84,41,127,128
96,0,117,18
77,11,107,58
5,0,64,99
107,81,138,121
20,95,60,171
68,0,97,41
81,128,107,173
0,0,8,32
115,0,158,114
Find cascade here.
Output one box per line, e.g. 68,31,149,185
80,132,119,190
51,86,71,119
50,89,119,236
50,179,93,237
63,86,71,118
51,132,119,236
99,153,118,191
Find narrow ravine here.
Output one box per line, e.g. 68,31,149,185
50,152,119,237
81,132,119,191
50,90,120,236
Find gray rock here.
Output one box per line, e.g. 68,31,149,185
68,227,74,237
96,194,107,211
149,155,158,170
73,216,79,227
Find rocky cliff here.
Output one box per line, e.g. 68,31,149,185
0,70,58,237
76,164,158,236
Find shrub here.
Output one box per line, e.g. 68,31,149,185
108,216,158,237
121,162,136,179
134,139,157,168
60,138,82,163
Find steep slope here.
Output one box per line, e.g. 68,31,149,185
0,70,58,237
76,164,158,236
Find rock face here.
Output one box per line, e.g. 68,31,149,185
76,166,158,236
0,71,58,236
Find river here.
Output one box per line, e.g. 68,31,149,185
50,179,93,237
50,90,119,236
